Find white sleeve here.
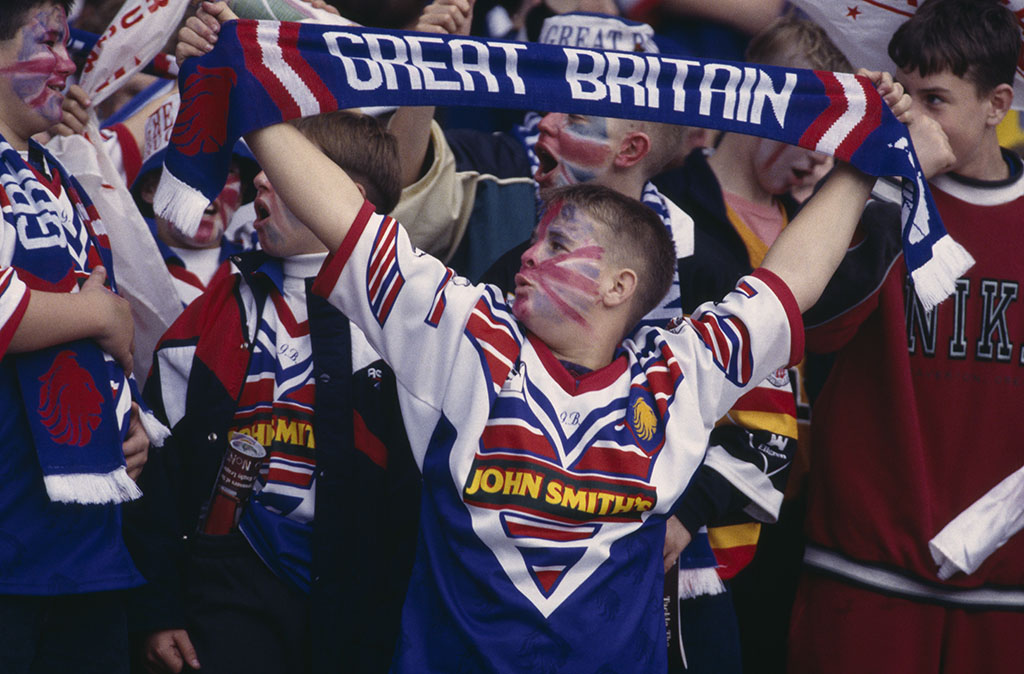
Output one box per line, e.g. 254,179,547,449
669,268,804,425
0,187,29,357
313,201,521,414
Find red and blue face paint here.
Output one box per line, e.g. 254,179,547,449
194,169,241,245
752,137,829,197
0,6,74,126
514,199,606,329
533,113,614,188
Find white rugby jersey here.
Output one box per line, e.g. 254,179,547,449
312,200,802,673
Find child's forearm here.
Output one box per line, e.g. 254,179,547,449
389,106,438,188
760,162,874,312
7,268,135,372
388,0,474,188
8,291,101,352
243,123,366,253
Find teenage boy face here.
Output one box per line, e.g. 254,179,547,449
533,113,618,188
0,3,74,146
752,138,831,196
252,170,325,258
898,68,993,179
513,200,609,334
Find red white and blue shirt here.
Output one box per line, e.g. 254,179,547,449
313,201,801,672
0,141,142,595
233,253,321,591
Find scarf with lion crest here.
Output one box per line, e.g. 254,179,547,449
1,136,164,504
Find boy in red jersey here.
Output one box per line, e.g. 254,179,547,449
788,1,1024,672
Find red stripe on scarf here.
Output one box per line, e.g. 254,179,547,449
277,21,337,113
798,71,849,153
239,21,301,120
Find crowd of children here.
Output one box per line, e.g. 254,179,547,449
1,0,1021,673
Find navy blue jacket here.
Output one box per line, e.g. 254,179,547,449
127,252,420,673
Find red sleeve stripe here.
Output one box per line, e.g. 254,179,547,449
367,218,398,297
751,268,804,367
426,268,454,327
730,385,797,416
354,410,387,468
312,200,376,298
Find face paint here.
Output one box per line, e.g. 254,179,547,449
752,138,829,196
534,114,614,188
0,6,73,125
514,201,606,328
193,170,241,245
252,169,324,257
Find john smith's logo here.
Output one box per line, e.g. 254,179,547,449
37,350,103,446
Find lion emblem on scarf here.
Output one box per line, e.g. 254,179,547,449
37,350,104,446
172,65,238,157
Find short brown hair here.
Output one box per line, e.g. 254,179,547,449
1,1,74,41
888,0,1020,96
539,183,676,333
746,12,852,72
627,119,694,178
288,110,402,213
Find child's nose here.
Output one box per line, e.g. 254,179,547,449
55,45,75,77
538,112,565,135
521,241,540,268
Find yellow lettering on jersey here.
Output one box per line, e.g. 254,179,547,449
546,480,563,504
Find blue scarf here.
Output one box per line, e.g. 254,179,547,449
2,138,169,503
1,138,143,504
155,19,972,310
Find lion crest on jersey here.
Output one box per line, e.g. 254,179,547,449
631,396,656,442
626,387,664,454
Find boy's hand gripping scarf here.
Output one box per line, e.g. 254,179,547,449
156,20,973,310
1,138,168,504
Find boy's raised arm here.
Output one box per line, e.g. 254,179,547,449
760,163,874,312
180,2,364,252
244,123,366,252
388,0,475,188
761,71,951,312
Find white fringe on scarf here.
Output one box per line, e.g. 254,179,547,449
910,235,975,312
677,567,726,600
44,466,143,505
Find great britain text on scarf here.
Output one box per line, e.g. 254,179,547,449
155,19,972,310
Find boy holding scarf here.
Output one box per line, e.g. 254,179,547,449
178,4,912,670
789,1,1024,671
0,2,149,673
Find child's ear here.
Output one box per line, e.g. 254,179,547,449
354,183,367,199
614,132,651,169
986,83,1014,128
602,267,638,309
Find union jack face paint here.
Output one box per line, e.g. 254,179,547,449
533,113,615,188
514,199,606,331
0,5,74,129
